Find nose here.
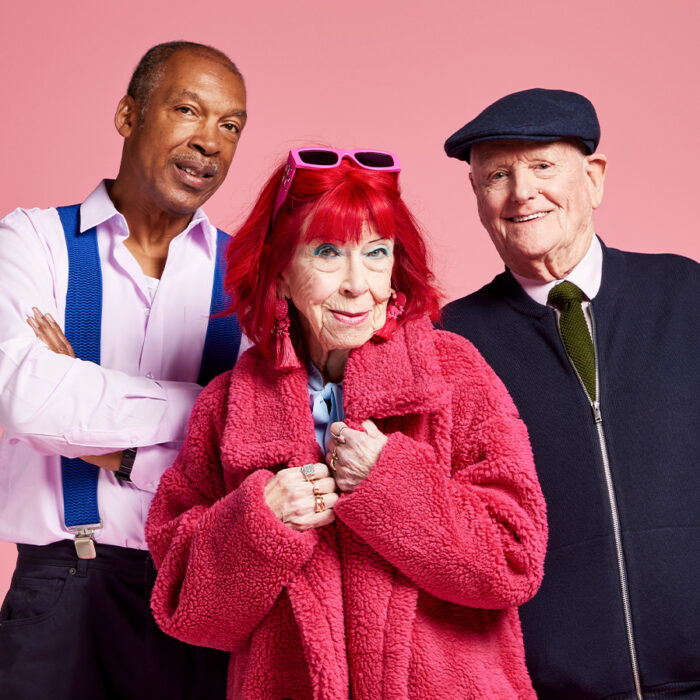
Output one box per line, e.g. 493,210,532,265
190,119,221,157
510,168,538,203
339,254,369,297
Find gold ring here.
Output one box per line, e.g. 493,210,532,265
314,493,326,513
332,426,348,444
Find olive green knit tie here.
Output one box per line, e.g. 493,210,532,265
548,281,597,402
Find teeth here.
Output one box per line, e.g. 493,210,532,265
511,212,548,222
181,167,200,176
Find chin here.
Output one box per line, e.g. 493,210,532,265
325,330,375,351
159,188,211,217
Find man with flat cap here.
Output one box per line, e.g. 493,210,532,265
441,88,700,699
0,41,246,698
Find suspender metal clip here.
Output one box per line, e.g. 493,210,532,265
68,523,102,559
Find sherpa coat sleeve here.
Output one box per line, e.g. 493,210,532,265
334,330,547,609
145,371,318,652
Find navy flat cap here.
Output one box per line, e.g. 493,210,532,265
444,88,600,163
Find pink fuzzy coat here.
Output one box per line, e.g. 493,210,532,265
146,316,547,699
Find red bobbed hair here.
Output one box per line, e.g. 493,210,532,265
224,157,442,360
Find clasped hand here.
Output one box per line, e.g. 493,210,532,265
264,464,338,531
325,420,388,494
263,420,388,531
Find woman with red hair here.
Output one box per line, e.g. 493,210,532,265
146,149,547,699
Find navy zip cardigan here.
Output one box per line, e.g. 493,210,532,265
442,240,700,699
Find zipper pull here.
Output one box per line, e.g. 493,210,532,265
591,401,603,423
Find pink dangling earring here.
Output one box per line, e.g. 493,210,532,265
274,298,301,369
374,291,406,341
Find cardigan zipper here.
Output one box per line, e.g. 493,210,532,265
555,307,643,700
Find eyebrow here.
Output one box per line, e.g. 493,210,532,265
173,89,248,120
308,237,391,248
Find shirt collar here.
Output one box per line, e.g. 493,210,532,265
78,179,216,256
511,234,603,306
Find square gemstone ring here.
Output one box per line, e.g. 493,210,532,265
301,464,316,482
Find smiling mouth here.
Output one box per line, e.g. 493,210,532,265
508,211,550,223
177,164,213,178
330,310,370,326
175,161,217,179
171,161,219,192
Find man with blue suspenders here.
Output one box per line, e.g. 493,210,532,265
0,41,247,698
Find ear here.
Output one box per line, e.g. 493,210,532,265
469,170,477,194
115,96,138,138
585,153,608,210
276,274,291,300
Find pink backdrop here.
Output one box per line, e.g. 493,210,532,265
1,0,698,596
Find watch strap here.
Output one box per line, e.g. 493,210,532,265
115,448,137,482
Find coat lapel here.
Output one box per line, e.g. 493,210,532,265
220,352,322,476
219,351,348,698
340,318,451,697
343,316,450,422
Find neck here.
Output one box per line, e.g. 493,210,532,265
511,230,594,282
514,258,578,282
109,178,193,245
108,177,196,279
310,347,350,384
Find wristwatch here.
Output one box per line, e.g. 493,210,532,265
115,448,137,482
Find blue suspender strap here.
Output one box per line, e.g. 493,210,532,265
56,204,103,559
197,229,242,386
55,216,237,555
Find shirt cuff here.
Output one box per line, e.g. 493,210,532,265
155,380,203,443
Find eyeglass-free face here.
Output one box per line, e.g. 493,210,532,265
469,140,607,281
277,222,395,366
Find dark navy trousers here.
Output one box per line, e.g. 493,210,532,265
0,541,229,699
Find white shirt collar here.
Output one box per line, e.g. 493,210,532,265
511,235,603,306
79,180,216,256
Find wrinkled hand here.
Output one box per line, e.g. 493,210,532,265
264,464,338,531
27,307,75,357
326,420,388,494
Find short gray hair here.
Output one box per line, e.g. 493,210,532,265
126,41,243,122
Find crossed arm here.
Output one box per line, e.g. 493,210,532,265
26,307,121,471
0,210,200,489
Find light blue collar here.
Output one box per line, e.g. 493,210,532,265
307,361,345,454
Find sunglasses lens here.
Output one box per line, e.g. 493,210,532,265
354,151,396,168
298,150,340,166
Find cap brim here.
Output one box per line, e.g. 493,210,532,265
446,133,595,163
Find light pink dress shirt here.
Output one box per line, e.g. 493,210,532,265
0,181,225,549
